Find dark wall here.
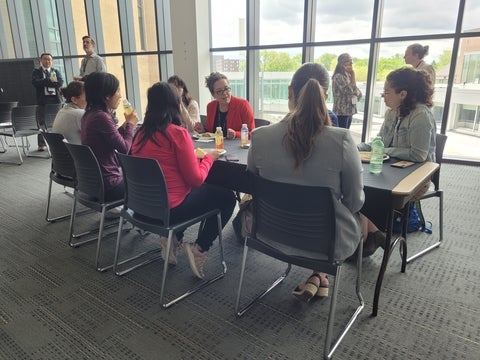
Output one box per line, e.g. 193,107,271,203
0,59,38,105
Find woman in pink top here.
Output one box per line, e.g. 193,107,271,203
131,82,236,279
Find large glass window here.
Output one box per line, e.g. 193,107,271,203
100,0,122,53
210,50,247,99
210,0,246,48
381,0,459,37
255,48,302,122
136,54,160,115
258,0,304,45
70,1,88,56
315,0,374,41
0,0,15,58
463,0,480,33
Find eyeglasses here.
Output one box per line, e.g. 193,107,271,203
214,87,231,96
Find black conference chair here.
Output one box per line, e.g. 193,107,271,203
406,133,448,263
254,118,271,128
0,101,18,153
43,103,63,131
42,132,90,223
234,175,364,360
64,141,124,272
113,152,227,308
1,105,50,164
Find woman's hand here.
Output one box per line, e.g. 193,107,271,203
124,111,139,127
195,148,221,160
226,128,236,139
194,122,205,133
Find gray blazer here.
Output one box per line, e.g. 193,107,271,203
247,119,364,260
358,104,436,162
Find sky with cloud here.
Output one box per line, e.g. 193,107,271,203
211,0,479,61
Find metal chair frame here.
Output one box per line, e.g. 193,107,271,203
0,101,18,153
406,133,447,263
1,105,51,164
113,152,227,309
64,141,124,272
234,175,364,360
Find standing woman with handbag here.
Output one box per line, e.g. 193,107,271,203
332,53,362,129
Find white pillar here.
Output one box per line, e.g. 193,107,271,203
169,0,212,115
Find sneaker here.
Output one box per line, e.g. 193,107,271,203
105,206,122,220
37,145,47,152
185,243,207,279
160,235,181,265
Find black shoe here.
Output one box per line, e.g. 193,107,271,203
346,231,386,261
363,231,386,257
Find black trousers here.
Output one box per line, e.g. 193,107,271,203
170,184,236,251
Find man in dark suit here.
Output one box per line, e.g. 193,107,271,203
31,53,64,151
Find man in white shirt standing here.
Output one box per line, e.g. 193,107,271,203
75,35,106,81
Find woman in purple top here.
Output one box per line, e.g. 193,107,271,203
81,72,139,201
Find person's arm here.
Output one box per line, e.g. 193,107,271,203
384,108,435,162
31,68,48,89
334,73,354,98
174,130,214,187
95,55,107,72
187,100,201,123
53,68,64,88
341,131,365,213
179,102,196,132
97,112,135,154
230,98,255,139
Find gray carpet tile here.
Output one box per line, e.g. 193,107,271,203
1,152,480,359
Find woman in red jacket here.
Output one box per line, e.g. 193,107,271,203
131,82,236,279
194,72,255,139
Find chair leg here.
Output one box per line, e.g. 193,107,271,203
113,218,162,276
406,193,443,263
45,179,73,223
161,213,227,308
12,136,23,165
324,246,364,359
235,244,292,317
95,207,111,272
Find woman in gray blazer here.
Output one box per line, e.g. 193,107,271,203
247,63,384,302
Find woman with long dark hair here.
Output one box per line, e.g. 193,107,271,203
332,53,362,129
167,75,200,132
81,72,138,201
131,82,236,279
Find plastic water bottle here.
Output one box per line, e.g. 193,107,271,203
240,123,249,148
123,99,134,115
50,70,57,81
215,126,224,150
369,136,384,174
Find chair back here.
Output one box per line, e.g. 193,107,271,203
251,175,336,261
43,132,76,180
254,118,271,128
116,152,171,225
64,142,105,202
11,105,39,132
432,133,447,189
44,103,63,130
0,101,18,124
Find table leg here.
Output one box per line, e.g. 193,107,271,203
372,208,405,316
